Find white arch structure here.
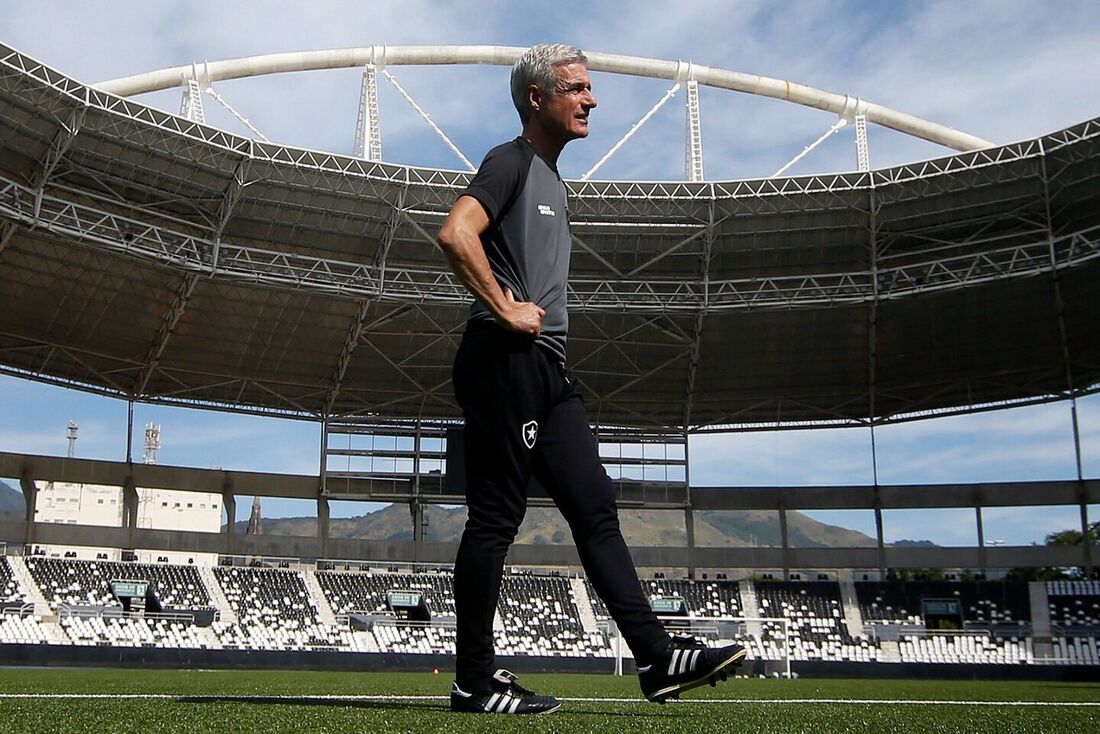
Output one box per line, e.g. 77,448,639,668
96,45,994,166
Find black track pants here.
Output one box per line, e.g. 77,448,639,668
451,322,670,687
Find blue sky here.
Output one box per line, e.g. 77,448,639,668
1,0,1099,545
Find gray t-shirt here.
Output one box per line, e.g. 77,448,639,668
461,137,572,361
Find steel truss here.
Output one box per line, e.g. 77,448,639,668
0,44,1098,431
2,171,1097,312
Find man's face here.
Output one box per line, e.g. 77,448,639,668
535,62,597,141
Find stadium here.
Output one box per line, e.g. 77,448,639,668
0,19,1099,733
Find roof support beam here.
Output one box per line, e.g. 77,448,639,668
354,62,383,161
322,303,414,416
375,191,405,293
867,179,882,485
1040,140,1091,574
210,156,250,273
134,271,200,397
323,299,373,417
681,202,713,430
33,104,85,223
684,78,704,182
0,221,16,258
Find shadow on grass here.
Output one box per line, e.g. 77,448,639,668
176,696,677,718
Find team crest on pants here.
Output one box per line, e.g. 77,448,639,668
522,420,538,449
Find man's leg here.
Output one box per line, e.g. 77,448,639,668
452,327,541,691
532,376,746,702
531,382,670,663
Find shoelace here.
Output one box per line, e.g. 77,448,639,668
493,669,535,697
669,633,706,650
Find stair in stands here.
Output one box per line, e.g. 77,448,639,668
878,639,901,662
836,571,866,638
6,555,52,616
570,577,599,634
194,624,223,649
1029,580,1053,659
739,580,763,639
302,565,338,626
5,556,69,643
197,564,237,624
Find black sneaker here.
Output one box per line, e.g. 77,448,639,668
450,669,561,714
638,634,747,703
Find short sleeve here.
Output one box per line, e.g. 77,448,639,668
461,141,529,224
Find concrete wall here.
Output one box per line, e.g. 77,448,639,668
2,451,1096,570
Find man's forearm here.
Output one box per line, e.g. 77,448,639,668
439,233,509,319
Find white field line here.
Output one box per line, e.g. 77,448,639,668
0,694,1097,707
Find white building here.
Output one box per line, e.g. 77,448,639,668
33,481,222,565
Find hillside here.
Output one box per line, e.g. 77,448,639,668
0,479,893,548
0,480,24,519
235,502,878,548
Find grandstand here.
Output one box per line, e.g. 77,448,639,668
0,41,1097,680
3,553,1100,671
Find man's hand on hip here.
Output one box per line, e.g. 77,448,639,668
498,288,545,337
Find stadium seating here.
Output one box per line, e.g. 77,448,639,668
1,558,27,607
25,558,212,610
319,569,608,657
1051,635,1100,664
372,622,455,655
60,615,208,649
898,633,1032,664
495,574,609,657
754,581,878,662
317,569,456,616
856,581,1030,626
585,577,743,620
213,566,349,650
2,554,1098,669
0,611,52,644
1046,580,1100,628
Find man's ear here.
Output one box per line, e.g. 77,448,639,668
527,84,542,113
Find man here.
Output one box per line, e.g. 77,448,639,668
436,43,745,715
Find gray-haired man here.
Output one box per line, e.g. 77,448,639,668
437,43,745,715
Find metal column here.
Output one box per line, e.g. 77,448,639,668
354,62,383,160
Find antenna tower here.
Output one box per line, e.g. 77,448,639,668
144,423,161,465
66,420,78,458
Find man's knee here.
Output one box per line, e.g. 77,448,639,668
564,488,621,539
462,505,525,547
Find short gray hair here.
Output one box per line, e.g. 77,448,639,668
510,44,588,124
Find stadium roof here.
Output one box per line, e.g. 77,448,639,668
0,43,1098,431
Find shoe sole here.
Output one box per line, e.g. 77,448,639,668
646,647,748,703
450,698,562,715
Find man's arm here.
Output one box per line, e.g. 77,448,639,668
437,195,545,336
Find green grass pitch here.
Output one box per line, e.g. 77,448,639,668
0,668,1097,733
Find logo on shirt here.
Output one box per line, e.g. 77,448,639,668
522,420,538,449
537,204,556,217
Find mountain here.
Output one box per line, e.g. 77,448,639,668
0,480,25,520
235,502,879,549
0,479,903,549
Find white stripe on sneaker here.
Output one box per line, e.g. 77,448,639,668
689,649,701,671
668,649,681,676
485,693,501,712
508,696,521,713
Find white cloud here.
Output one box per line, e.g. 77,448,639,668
8,0,1098,180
